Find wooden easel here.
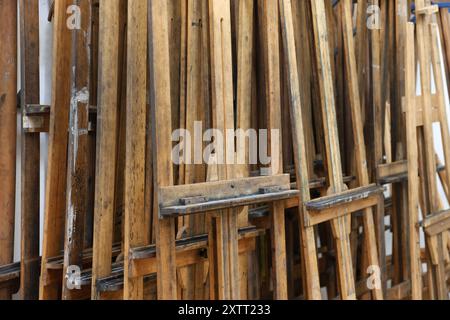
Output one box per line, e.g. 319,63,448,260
413,1,450,299
145,0,297,300
281,0,383,300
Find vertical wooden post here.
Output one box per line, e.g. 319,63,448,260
279,0,322,300
0,0,17,301
91,0,122,300
430,22,450,301
19,0,41,300
40,0,73,300
236,0,254,300
416,0,439,213
262,0,288,300
62,0,92,300
149,0,178,300
123,0,148,300
405,22,423,300
208,0,240,300
416,0,444,300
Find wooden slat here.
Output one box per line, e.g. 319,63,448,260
405,22,423,300
91,0,122,300
416,0,439,214
208,0,240,300
149,0,177,300
431,23,450,207
235,0,254,300
19,0,41,300
341,0,383,299
39,0,73,300
123,0,148,300
279,0,322,300
62,0,92,300
261,0,288,300
310,0,356,300
0,0,17,301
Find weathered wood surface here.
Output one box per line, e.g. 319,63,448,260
39,0,73,300
19,0,41,300
149,0,177,300
91,0,123,300
0,0,18,301
62,0,92,300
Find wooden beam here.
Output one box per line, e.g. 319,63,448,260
123,0,148,300
310,0,356,300
19,0,41,300
148,0,177,300
279,0,322,300
208,0,240,300
91,0,122,300
261,0,288,300
39,0,73,300
62,0,92,300
0,0,17,301
405,22,423,300
236,0,254,300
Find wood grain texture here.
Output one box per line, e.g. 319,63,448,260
40,0,73,300
19,0,40,300
62,0,92,300
149,0,177,300
91,0,122,300
124,0,148,300
0,0,18,301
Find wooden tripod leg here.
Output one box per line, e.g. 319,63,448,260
405,22,423,300
62,0,92,300
341,0,383,300
40,0,72,300
310,0,356,300
91,0,122,300
331,217,356,300
416,0,439,213
0,0,17,301
236,0,254,300
208,0,240,300
427,234,449,299
263,0,287,300
279,0,321,300
123,0,148,300
435,234,448,300
149,0,177,300
19,0,40,300
431,23,450,203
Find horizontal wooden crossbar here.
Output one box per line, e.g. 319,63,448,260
92,227,263,293
159,174,298,217
305,184,384,226
422,209,450,236
377,161,445,185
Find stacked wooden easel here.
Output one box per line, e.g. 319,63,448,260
0,0,449,300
